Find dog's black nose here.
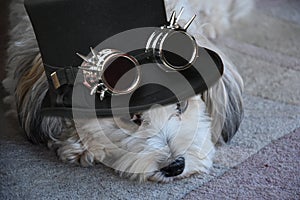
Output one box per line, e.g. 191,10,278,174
160,157,185,177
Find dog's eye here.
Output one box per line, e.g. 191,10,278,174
176,100,189,114
131,113,143,126
118,113,144,128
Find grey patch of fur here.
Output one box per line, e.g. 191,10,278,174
3,0,64,143
204,62,244,143
3,0,39,94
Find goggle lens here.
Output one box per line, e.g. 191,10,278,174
161,31,196,70
103,55,140,94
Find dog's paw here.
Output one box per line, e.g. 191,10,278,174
48,136,106,167
57,144,107,167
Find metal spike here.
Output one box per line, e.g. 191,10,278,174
76,53,90,63
175,7,184,23
78,66,99,72
183,14,196,31
169,11,176,26
90,47,97,57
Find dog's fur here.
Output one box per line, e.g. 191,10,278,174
3,0,252,182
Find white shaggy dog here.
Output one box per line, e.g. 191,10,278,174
3,0,252,182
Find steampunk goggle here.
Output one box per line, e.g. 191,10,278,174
76,8,198,101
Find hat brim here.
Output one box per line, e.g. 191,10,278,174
41,47,223,117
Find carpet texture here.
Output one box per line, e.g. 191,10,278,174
1,0,300,199
184,128,300,199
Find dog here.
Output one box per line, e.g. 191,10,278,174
3,0,252,182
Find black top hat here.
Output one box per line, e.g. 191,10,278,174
25,0,223,117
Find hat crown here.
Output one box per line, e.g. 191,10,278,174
25,0,167,66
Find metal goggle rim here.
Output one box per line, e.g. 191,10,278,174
77,8,197,99
77,49,141,99
146,7,198,71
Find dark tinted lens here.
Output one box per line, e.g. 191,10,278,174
103,56,138,92
162,32,195,69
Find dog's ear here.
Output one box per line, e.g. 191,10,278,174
202,60,244,144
